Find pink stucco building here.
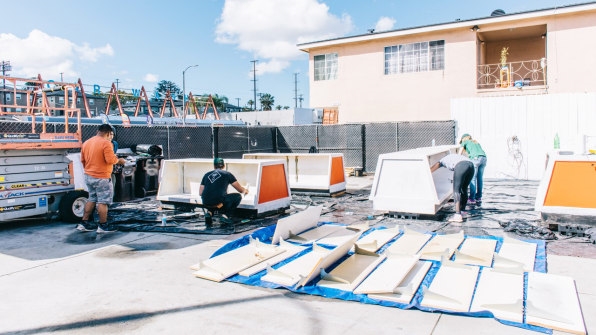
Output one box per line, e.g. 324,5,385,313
298,2,596,124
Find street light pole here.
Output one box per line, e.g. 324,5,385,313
182,64,198,123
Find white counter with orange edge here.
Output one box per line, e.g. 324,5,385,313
242,153,346,196
534,151,596,216
157,158,291,217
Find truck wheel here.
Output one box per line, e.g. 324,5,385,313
59,190,89,222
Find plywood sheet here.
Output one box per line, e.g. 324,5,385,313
383,228,432,255
354,227,400,253
469,268,524,323
353,253,420,294
289,224,345,244
238,239,307,277
419,231,464,261
297,235,360,287
368,261,432,304
526,272,586,335
420,261,479,312
317,253,386,291
271,205,322,244
260,243,331,287
453,237,497,267
192,237,285,282
494,237,537,272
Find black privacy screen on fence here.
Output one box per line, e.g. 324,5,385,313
0,120,455,172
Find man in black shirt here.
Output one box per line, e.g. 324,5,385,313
199,158,248,225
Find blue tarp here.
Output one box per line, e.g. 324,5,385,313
211,224,551,334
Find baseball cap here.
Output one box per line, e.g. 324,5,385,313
214,157,225,167
460,133,470,143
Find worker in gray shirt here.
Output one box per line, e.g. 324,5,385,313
431,153,474,222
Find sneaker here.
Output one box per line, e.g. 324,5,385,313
476,199,482,206
468,199,476,205
461,211,469,219
97,223,118,233
205,211,213,226
76,221,98,232
220,216,234,226
448,213,463,223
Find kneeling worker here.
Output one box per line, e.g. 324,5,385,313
431,153,474,223
199,158,249,225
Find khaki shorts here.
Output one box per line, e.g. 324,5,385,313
85,175,113,204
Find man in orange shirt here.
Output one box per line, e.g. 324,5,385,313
77,124,125,233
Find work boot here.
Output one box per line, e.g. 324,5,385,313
205,211,213,227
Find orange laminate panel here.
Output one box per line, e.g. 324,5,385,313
258,164,289,204
330,156,345,185
544,161,596,208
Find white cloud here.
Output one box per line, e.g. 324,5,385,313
0,29,112,79
375,17,396,32
215,0,353,75
144,73,159,82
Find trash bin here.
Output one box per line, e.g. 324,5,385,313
134,156,163,198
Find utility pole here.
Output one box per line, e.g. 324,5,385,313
1,60,12,108
60,72,64,82
299,94,304,108
115,78,120,90
236,98,240,107
294,73,299,108
251,60,258,111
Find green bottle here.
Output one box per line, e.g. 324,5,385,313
554,133,560,149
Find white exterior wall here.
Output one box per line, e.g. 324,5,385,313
452,92,596,180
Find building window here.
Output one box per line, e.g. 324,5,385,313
58,97,64,103
314,53,338,81
16,93,22,100
89,99,95,105
50,97,55,103
385,40,444,75
77,98,81,104
5,93,11,102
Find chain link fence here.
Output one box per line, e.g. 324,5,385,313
0,120,455,172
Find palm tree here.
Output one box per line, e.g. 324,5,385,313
211,94,229,112
275,105,282,110
247,100,254,110
259,93,274,111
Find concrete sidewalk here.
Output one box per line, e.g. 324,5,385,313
0,177,594,335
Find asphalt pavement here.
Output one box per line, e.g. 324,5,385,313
0,176,594,335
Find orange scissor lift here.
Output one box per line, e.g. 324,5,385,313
0,75,88,222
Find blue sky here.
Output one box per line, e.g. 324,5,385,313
0,0,570,109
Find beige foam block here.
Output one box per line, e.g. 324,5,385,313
354,226,400,253
271,205,322,244
419,231,464,261
494,237,537,272
191,237,285,282
420,261,479,312
260,243,331,287
453,237,497,267
526,272,586,335
469,267,524,323
238,239,307,277
298,235,361,287
317,252,386,291
316,227,361,246
353,253,420,294
368,261,432,304
288,224,345,244
383,228,432,255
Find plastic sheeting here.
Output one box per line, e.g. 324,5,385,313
211,224,551,334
